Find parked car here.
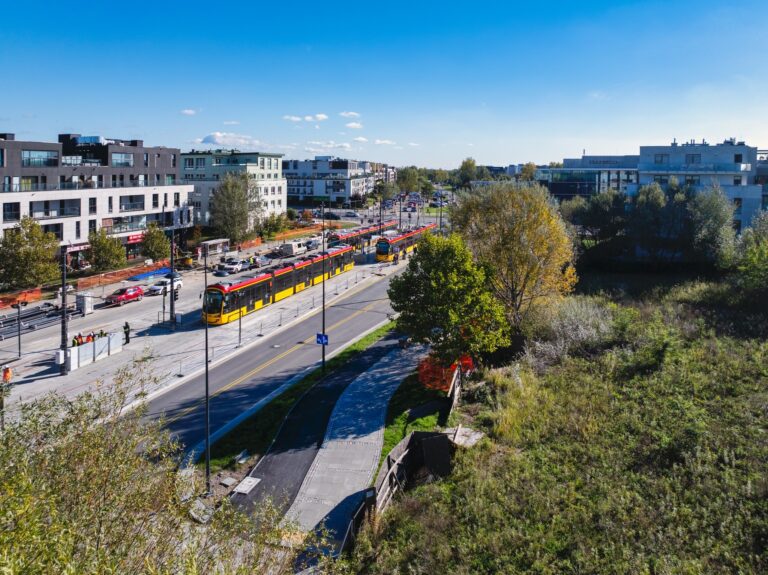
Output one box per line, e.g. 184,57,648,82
220,258,243,273
323,212,341,220
106,286,144,306
212,269,230,278
247,255,271,269
344,210,357,217
148,278,183,296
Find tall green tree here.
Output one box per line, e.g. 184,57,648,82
475,166,492,181
452,183,577,332
88,228,126,272
519,162,538,182
736,210,768,292
210,173,262,244
396,167,420,193
0,216,59,289
457,158,477,189
687,184,735,267
388,233,508,363
140,222,170,262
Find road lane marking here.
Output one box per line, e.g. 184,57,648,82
163,300,382,424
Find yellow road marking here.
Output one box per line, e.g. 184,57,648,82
164,300,379,423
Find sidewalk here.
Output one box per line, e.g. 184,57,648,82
282,344,428,543
5,256,398,415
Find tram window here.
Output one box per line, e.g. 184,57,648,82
204,291,223,314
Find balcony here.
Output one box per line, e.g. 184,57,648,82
30,207,82,220
0,179,188,193
639,162,752,173
119,202,146,212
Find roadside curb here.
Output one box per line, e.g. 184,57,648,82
184,314,398,465
122,263,398,414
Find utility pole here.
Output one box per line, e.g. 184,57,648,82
59,249,69,375
321,202,326,374
12,301,28,359
169,212,176,327
202,246,211,496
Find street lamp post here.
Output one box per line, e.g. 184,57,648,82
169,211,176,328
202,247,211,496
59,249,69,376
11,301,28,359
321,202,326,374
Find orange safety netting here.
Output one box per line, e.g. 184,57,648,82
0,287,42,309
418,354,474,392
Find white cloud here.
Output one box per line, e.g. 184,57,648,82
200,132,263,148
223,120,240,125
408,142,420,147
283,115,303,122
374,139,396,145
340,111,360,118
305,140,352,153
304,115,314,121
180,109,197,116
314,113,329,121
345,122,363,129
285,113,329,122
353,136,368,143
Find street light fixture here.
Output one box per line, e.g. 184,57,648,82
59,249,69,376
10,301,28,359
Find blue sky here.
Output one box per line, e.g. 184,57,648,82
1,0,766,168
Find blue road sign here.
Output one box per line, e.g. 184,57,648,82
316,333,329,346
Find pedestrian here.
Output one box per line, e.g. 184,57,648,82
99,329,107,338
72,336,78,347
394,252,399,265
123,321,131,345
76,333,83,346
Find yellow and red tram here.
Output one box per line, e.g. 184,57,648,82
375,223,436,262
202,244,355,325
327,220,398,249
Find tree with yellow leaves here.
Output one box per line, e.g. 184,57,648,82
451,182,577,332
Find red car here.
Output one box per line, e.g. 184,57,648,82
106,286,144,306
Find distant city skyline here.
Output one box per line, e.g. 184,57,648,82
1,0,766,168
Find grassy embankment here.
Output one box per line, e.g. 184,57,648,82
339,273,768,574
203,322,395,473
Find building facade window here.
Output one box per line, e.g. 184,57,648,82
108,196,113,213
734,176,742,185
111,153,134,167
152,194,159,208
2,202,20,222
89,219,97,234
75,221,81,239
143,153,149,167
685,176,700,186
184,158,194,169
21,150,58,167
735,153,743,163
195,157,206,169
171,154,176,168
734,198,743,215
89,197,97,215
174,192,180,207
685,153,701,164
654,154,669,164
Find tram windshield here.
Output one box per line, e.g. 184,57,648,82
203,290,224,314
375,239,391,255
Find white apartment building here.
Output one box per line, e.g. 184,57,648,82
182,150,287,225
0,133,193,261
282,156,376,205
632,139,763,230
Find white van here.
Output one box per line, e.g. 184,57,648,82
279,241,308,257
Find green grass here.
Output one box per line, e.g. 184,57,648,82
340,277,768,574
379,372,446,470
203,321,395,473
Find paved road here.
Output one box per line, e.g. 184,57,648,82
232,335,399,517
144,276,395,451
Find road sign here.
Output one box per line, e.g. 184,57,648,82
316,333,329,346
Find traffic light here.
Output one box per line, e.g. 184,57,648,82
173,289,179,302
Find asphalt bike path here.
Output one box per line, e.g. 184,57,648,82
231,334,400,518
